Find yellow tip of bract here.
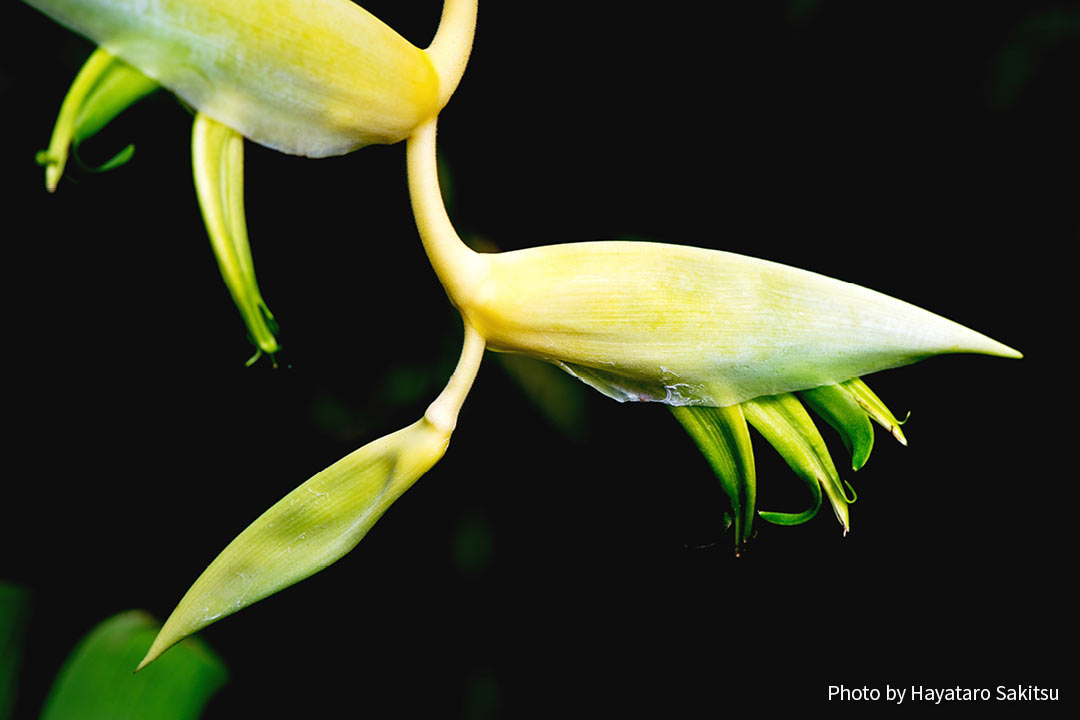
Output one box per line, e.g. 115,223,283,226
463,241,1020,407
26,0,439,157
138,417,450,670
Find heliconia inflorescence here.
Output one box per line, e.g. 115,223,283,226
23,0,1020,666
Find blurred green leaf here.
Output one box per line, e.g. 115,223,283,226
453,509,494,575
39,610,227,720
497,353,588,438
992,9,1080,107
0,583,32,720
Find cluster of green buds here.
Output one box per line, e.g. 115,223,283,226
25,0,1020,669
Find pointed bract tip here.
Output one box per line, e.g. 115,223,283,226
961,331,1022,360
134,630,173,673
989,343,1023,360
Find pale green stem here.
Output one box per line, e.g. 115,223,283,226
426,0,478,110
406,116,484,310
425,321,486,435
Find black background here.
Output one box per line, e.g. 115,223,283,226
3,1,1076,716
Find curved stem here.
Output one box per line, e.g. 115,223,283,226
406,116,483,310
425,322,486,434
426,0,478,110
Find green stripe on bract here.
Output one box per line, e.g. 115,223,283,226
799,382,875,470
743,393,850,533
671,404,756,551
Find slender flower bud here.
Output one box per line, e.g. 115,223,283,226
743,393,853,532
671,404,756,551
192,113,279,358
35,47,158,191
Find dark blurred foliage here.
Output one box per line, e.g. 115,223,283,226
2,1,1076,717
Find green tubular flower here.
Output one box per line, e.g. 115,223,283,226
192,113,280,359
743,393,852,529
670,404,757,551
672,378,916,546
34,46,159,191
800,378,908,464
672,381,898,549
38,47,282,356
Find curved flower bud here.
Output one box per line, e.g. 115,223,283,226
743,393,852,532
26,0,443,157
674,376,915,541
35,46,159,191
671,404,756,552
799,377,907,469
798,381,877,471
192,113,279,359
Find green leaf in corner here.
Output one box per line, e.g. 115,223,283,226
38,610,227,720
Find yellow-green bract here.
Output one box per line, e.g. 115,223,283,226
137,324,485,670
138,417,452,670
25,0,440,156
458,240,1021,407
406,118,1020,411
